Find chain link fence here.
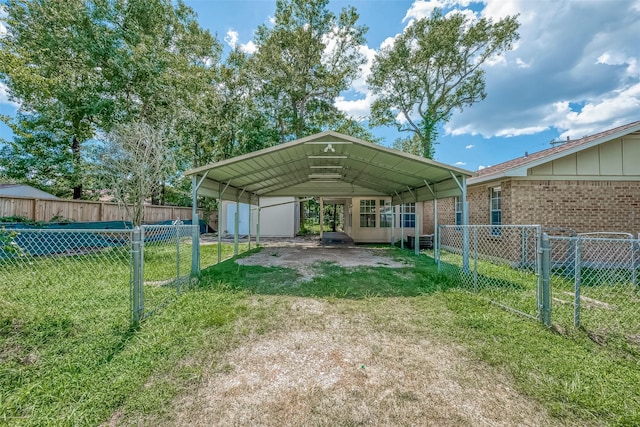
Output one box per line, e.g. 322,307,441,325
437,225,541,319
436,225,640,346
547,233,639,343
1,223,199,327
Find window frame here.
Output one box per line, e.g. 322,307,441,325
454,196,462,226
490,187,502,235
359,199,376,228
379,199,393,228
402,202,416,228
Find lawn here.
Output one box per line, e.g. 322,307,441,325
1,244,639,425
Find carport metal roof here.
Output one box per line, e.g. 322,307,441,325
184,131,474,205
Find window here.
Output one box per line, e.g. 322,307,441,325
379,199,393,228
490,187,502,235
402,203,415,228
455,196,463,225
360,199,376,228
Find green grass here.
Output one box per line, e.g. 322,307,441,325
1,244,639,425
0,241,249,425
199,246,456,298
436,293,640,425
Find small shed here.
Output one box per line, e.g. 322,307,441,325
0,184,59,200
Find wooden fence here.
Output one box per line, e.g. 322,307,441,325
0,195,214,226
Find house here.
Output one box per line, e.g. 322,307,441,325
422,121,640,236
0,184,59,200
186,131,473,245
221,195,423,243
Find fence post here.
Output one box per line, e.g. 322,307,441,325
540,233,552,327
191,222,200,276
473,227,478,292
132,226,144,325
574,237,582,327
521,227,527,268
436,225,441,272
176,224,181,280
632,238,638,287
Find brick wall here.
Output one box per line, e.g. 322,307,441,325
422,179,640,236
510,180,640,235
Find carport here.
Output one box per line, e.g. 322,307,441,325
184,131,474,270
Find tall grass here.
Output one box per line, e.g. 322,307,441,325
0,242,247,425
2,243,639,425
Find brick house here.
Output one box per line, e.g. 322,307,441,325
422,120,640,236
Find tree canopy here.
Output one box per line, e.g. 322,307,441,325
251,0,368,142
0,0,219,198
0,0,376,208
368,9,519,158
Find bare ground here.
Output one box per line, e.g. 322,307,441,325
235,243,410,282
128,241,558,426
159,295,556,427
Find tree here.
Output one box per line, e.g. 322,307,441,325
0,0,219,199
0,0,112,198
251,0,368,142
93,121,176,226
368,9,519,158
0,112,92,198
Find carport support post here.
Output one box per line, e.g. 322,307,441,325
319,197,324,240
414,210,420,256
217,194,222,264
450,173,470,272
256,207,261,246
400,203,404,250
190,175,200,276
234,200,239,255
433,199,438,259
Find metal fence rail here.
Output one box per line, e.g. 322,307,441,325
437,225,541,319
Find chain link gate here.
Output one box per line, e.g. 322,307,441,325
437,225,542,320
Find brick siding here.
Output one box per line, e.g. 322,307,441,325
422,179,640,236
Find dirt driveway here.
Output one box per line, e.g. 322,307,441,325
235,238,410,282
151,238,558,426
168,295,555,426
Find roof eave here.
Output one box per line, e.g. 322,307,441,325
470,122,640,183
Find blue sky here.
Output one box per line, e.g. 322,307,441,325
1,0,639,172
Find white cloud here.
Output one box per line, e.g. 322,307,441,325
380,35,398,51
240,41,257,54
454,161,467,166
465,144,475,149
597,52,640,78
546,83,640,139
404,0,474,22
268,15,276,25
443,0,640,140
335,93,376,120
0,4,7,36
0,82,19,108
477,165,486,170
224,29,239,48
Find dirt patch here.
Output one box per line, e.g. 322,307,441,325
170,297,556,427
235,244,410,282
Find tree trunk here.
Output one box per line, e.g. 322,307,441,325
72,135,82,199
